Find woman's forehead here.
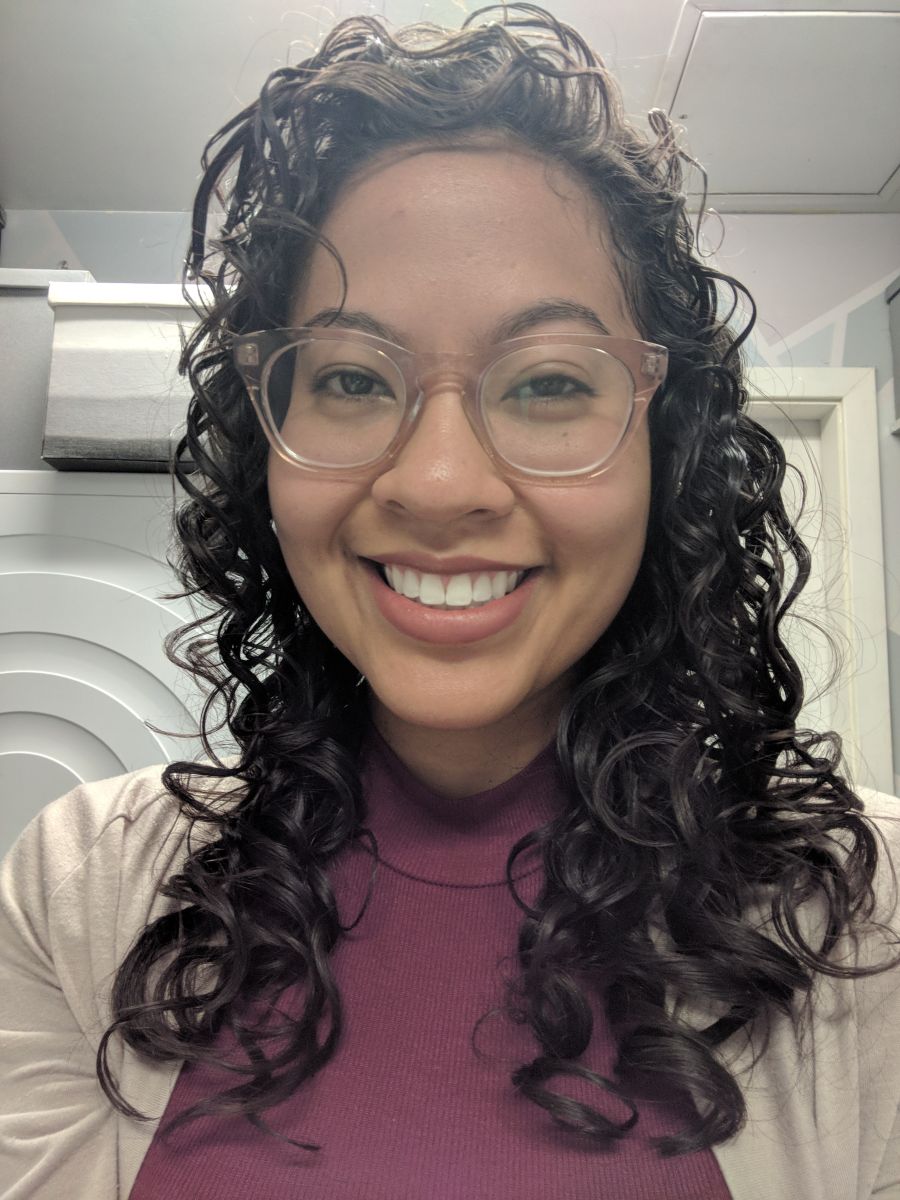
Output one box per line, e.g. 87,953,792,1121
326,139,605,232
290,146,633,337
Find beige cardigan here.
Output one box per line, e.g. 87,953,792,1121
2,765,900,1200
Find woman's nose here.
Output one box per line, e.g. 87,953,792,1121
369,381,516,521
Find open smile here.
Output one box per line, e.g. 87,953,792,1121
361,558,541,645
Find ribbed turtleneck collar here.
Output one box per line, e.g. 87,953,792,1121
357,723,568,887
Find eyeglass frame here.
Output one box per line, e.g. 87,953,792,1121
231,327,668,486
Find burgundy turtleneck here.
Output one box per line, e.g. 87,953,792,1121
129,725,732,1199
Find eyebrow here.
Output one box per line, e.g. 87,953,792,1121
299,298,612,345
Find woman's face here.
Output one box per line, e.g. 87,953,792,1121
268,144,652,757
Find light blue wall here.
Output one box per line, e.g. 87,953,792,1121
1,210,192,283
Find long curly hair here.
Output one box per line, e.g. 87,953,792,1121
98,2,896,1158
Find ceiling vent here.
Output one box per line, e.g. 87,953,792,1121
654,1,900,212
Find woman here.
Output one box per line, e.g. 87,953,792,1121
2,5,899,1198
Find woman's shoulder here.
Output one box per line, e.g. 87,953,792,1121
1,761,247,1035
31,761,182,845
847,784,900,977
2,760,244,923
857,783,900,823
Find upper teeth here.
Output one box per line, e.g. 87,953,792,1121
382,564,525,608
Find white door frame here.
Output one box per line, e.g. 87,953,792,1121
746,366,892,793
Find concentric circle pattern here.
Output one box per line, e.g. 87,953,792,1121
1,476,234,856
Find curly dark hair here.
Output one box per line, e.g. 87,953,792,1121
98,1,896,1158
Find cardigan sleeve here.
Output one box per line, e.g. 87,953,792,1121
872,1100,900,1197
0,780,127,1199
0,767,195,1200
858,792,900,1199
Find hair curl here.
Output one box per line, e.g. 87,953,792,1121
98,1,896,1158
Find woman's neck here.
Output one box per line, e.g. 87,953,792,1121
369,690,564,800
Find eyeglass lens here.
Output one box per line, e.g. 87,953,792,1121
263,337,635,472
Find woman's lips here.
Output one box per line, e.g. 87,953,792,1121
362,558,540,646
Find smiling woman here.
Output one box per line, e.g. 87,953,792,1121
264,144,656,790
2,4,900,1200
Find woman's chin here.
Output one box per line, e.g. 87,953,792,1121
371,692,519,735
364,666,558,742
